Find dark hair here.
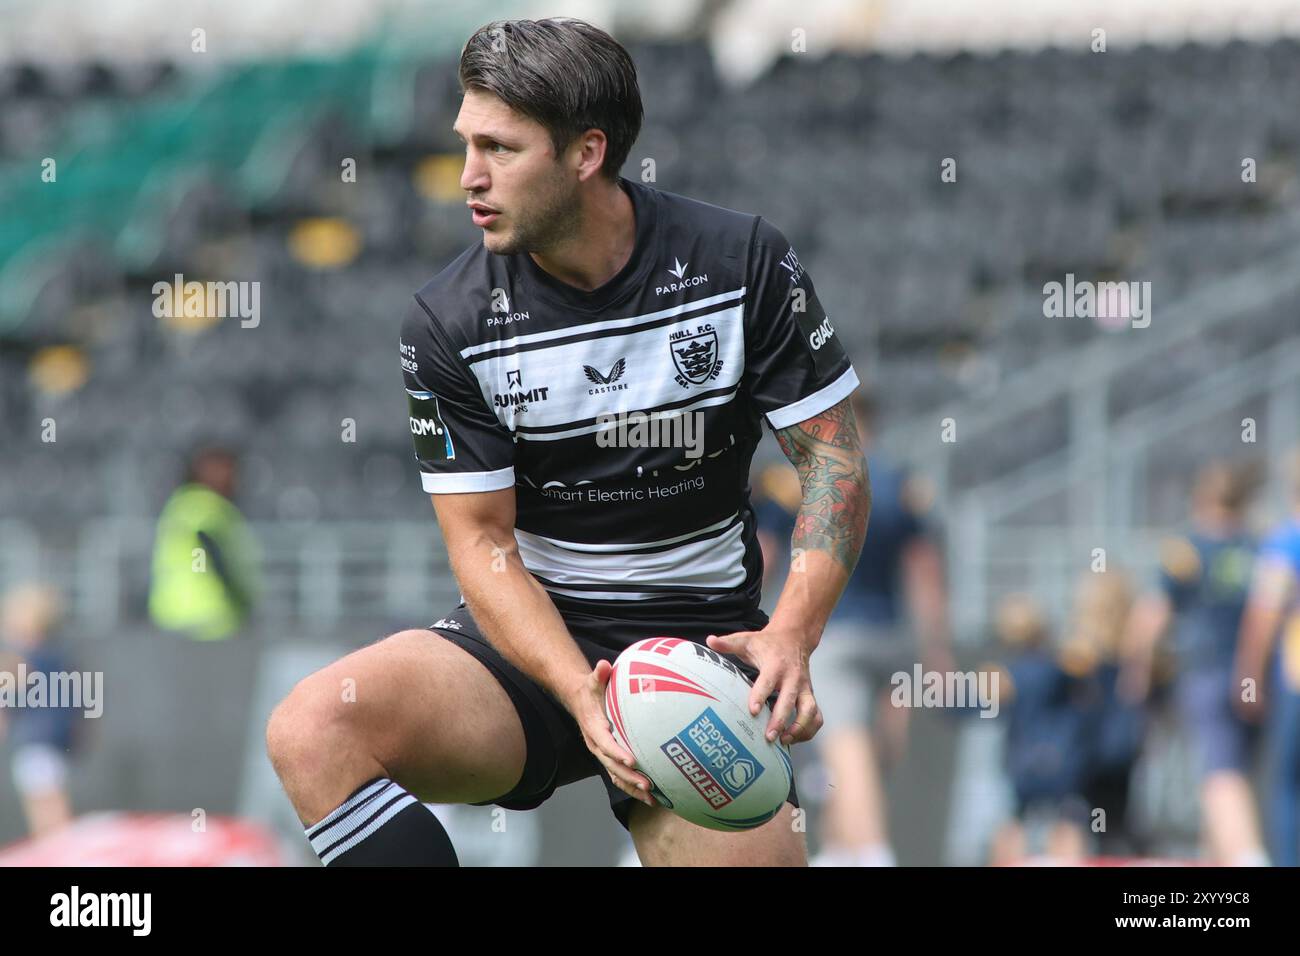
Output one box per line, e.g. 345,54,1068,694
1193,459,1261,515
184,444,236,484
458,18,643,182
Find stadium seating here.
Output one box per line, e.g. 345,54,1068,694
1,38,1297,533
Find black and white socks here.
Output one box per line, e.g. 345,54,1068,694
305,777,460,867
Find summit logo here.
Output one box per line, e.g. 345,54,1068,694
657,257,709,295
493,369,550,413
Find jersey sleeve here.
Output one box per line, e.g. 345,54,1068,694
742,217,859,430
1260,525,1300,573
400,295,515,494
1247,526,1299,611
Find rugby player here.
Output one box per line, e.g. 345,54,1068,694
1235,453,1300,866
266,17,870,867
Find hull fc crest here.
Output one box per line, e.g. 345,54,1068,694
670,324,723,387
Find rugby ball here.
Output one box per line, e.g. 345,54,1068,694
604,637,793,831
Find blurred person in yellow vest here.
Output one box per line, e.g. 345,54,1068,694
149,446,260,640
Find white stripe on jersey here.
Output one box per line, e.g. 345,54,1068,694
515,518,747,596
458,286,746,360
515,389,739,442
539,585,699,602
765,366,861,430
517,512,738,553
470,296,746,433
421,466,515,494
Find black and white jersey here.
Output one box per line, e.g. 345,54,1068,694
400,176,858,632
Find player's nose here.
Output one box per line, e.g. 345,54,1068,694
460,150,489,194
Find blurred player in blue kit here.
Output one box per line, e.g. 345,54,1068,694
1236,454,1300,866
1127,461,1268,865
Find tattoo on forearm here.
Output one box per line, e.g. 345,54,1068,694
774,399,870,573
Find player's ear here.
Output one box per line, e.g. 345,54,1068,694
573,128,608,182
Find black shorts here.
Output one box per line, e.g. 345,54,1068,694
426,605,800,831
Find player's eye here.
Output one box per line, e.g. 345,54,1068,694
489,142,509,154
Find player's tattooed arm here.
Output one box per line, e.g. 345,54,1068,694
707,398,868,742
773,398,870,575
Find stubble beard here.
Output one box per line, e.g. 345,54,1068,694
486,168,582,257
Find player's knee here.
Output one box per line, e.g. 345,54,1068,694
265,688,311,782
265,673,359,783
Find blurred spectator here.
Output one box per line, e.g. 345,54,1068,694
1126,461,1267,865
987,594,1091,865
752,461,801,599
0,584,79,837
797,389,951,867
148,445,261,640
1235,451,1300,866
1064,569,1146,857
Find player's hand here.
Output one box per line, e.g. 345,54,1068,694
706,627,821,746
565,660,656,807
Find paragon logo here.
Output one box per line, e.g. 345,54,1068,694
488,288,530,326
488,313,531,326
583,358,627,394
657,256,709,295
494,369,550,412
